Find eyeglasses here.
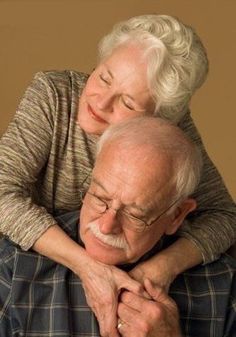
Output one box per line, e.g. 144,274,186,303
82,191,181,233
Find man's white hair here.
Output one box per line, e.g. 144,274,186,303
98,14,209,123
97,117,203,203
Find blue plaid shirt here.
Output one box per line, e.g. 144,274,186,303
0,211,236,337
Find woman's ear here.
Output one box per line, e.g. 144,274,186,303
165,198,197,235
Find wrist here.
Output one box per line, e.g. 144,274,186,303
157,237,203,277
33,224,92,276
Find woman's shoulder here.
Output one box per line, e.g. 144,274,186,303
29,70,89,95
35,70,89,85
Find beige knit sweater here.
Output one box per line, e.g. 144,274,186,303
0,70,235,262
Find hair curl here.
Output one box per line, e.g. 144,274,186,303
98,15,209,123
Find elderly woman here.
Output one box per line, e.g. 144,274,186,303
0,14,235,337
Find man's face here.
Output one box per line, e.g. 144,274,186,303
80,144,175,265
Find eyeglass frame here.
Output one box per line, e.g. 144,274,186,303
82,190,182,233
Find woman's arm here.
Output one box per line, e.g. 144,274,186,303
130,237,202,291
0,72,57,248
178,111,236,263
0,72,144,337
130,111,236,288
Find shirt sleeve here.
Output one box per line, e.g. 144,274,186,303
177,112,236,263
0,72,58,250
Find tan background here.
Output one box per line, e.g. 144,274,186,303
0,0,235,199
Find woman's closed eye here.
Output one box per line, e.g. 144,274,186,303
99,73,111,86
121,97,135,110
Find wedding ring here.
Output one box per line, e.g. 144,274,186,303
117,320,123,330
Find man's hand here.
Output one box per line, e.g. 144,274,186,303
117,278,182,337
78,258,146,337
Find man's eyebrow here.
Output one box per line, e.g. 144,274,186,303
91,177,109,193
92,177,146,213
128,202,146,214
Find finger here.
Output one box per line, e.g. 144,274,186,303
118,272,144,293
120,290,151,312
118,272,150,299
118,302,154,336
118,302,139,326
117,319,141,337
98,303,120,337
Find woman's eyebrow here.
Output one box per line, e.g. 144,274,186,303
102,64,114,79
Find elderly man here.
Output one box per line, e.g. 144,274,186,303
0,117,235,337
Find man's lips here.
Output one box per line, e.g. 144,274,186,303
87,104,107,124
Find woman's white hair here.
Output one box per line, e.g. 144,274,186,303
98,15,209,123
97,117,203,203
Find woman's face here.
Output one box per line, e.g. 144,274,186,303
78,44,155,135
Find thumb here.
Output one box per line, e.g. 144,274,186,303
144,278,171,304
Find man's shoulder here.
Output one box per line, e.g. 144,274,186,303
0,237,60,281
190,253,236,275
170,254,236,336
0,238,17,262
177,254,236,283
170,253,236,297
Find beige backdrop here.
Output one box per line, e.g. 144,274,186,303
0,0,235,199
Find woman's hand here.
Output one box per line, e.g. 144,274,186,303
78,257,146,337
117,279,182,337
130,238,203,292
129,254,175,292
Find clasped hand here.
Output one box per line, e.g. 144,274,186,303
79,257,145,337
78,256,181,337
117,279,182,337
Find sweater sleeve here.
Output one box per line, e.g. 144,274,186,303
0,72,58,250
177,112,236,263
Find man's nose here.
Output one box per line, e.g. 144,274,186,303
96,92,115,112
99,209,122,235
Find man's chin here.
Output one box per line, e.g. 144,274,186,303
85,243,128,265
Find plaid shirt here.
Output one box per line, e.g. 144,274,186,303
0,211,236,337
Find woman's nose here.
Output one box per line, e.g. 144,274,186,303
96,92,115,112
99,209,122,235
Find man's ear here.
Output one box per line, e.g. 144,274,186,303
165,198,197,235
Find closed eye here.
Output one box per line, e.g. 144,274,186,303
121,97,134,110
99,73,111,85
122,209,145,222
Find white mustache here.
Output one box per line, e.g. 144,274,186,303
89,222,128,249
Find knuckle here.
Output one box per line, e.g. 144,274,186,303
148,302,163,320
139,320,151,335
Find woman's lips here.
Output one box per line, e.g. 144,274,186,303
88,104,107,124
